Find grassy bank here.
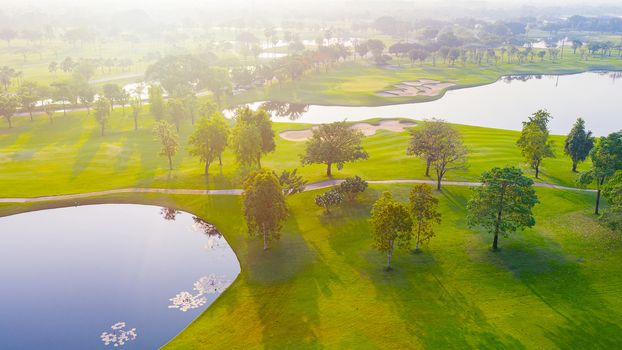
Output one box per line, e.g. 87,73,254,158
0,107,590,198
1,184,619,349
230,51,622,106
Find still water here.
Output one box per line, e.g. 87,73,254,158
246,71,622,136
0,204,240,349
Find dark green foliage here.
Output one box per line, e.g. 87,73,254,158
338,175,368,200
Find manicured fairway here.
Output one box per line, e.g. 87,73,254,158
0,184,619,349
0,108,590,198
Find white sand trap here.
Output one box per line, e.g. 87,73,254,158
377,79,456,97
280,120,416,142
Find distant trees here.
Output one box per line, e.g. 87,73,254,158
166,98,187,132
409,184,441,252
152,120,179,170
370,191,413,270
17,81,40,121
579,132,622,215
130,97,141,131
231,107,275,168
301,121,369,177
0,93,19,128
188,113,230,175
0,66,16,90
102,83,121,110
517,110,555,178
565,118,594,172
93,98,111,136
203,67,232,107
148,84,165,120
467,167,539,250
242,170,288,251
315,189,344,213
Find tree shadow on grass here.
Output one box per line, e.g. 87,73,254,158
71,128,102,180
245,213,335,349
364,249,526,349
492,235,622,349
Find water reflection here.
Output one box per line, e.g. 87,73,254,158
100,322,138,347
161,207,181,221
259,101,310,120
168,274,232,312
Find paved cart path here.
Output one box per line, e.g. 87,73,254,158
0,179,595,203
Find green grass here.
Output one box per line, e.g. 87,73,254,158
0,108,589,198
0,184,619,349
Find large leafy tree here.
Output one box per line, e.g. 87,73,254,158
564,118,594,172
202,67,231,107
166,98,188,132
579,132,622,215
421,120,467,190
243,170,288,251
602,171,622,230
408,119,453,176
301,121,369,177
370,191,413,270
231,107,275,168
145,55,206,94
467,167,539,250
0,92,19,128
102,83,121,111
188,113,230,175
409,184,441,252
152,120,179,170
274,169,307,197
517,110,555,178
93,98,111,136
17,81,40,121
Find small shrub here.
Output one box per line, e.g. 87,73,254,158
338,175,368,201
315,189,344,213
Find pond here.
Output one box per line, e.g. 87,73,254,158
240,71,622,136
0,204,240,349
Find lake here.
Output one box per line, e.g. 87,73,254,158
243,71,622,136
0,204,240,349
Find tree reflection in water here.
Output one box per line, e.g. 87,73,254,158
192,216,225,250
260,101,309,120
168,274,232,312
161,207,181,221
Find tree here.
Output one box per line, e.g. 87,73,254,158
517,110,555,178
421,121,468,190
152,120,179,170
0,93,19,128
467,167,539,250
231,107,275,168
51,81,71,116
102,83,121,111
130,97,141,131
565,118,594,172
166,98,188,132
579,132,622,215
274,169,307,197
0,29,17,46
301,121,369,177
188,113,230,175
408,119,451,177
17,81,40,121
77,83,95,115
338,175,368,201
117,89,130,116
148,84,165,120
242,170,288,251
602,171,622,230
202,67,231,107
315,188,344,213
93,98,111,136
43,103,55,124
0,66,16,91
409,184,441,252
370,191,413,270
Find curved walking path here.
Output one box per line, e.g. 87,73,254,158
0,179,595,204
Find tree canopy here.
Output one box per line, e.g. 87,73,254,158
409,184,441,252
188,113,230,175
579,132,622,214
93,98,111,136
517,110,555,178
231,107,275,168
370,191,413,270
243,169,288,251
564,118,594,172
467,167,539,250
152,120,179,170
301,121,368,177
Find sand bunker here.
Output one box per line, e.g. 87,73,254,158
280,120,416,142
377,79,456,97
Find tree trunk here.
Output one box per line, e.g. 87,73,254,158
29,110,33,121
62,101,66,116
219,154,223,166
326,162,332,177
535,161,540,179
572,161,577,173
595,177,605,215
492,231,499,250
101,123,104,136
425,158,431,177
168,154,173,170
7,116,12,128
415,224,421,252
386,240,394,270
263,224,268,251
257,154,262,168
204,160,211,175
436,175,442,191
134,116,138,131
